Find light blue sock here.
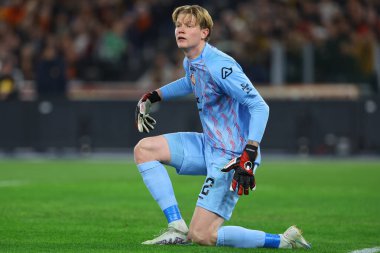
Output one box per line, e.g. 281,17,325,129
217,226,280,248
138,161,182,223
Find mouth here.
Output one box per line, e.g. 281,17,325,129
177,36,186,42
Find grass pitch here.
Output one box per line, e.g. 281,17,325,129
0,158,379,253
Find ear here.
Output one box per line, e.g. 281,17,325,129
201,28,209,40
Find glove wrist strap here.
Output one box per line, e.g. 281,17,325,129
149,91,161,103
245,144,258,162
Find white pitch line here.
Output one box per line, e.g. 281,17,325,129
349,247,380,253
0,180,27,187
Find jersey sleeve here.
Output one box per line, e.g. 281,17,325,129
159,77,192,100
211,60,269,143
159,58,192,100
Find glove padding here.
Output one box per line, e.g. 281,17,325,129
221,144,258,195
135,91,161,133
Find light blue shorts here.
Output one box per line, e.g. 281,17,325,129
163,132,239,220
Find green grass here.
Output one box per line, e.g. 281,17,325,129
0,159,379,252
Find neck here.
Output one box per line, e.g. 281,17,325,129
183,41,206,60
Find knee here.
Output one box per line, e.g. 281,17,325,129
188,227,217,246
134,138,154,164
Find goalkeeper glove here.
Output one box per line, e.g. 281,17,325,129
135,90,161,133
221,144,258,196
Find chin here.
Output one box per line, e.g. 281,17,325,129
177,44,187,50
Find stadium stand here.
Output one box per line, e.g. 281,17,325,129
0,0,379,97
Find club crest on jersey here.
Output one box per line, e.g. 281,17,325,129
221,67,233,79
191,73,196,85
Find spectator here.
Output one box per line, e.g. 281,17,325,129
35,39,67,99
0,55,23,101
137,52,182,90
0,0,378,91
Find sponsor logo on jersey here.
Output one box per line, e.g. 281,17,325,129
221,67,233,79
240,83,252,94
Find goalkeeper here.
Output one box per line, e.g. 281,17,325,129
134,5,311,249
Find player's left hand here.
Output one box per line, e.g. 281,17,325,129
221,144,258,195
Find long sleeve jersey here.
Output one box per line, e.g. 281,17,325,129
160,43,269,159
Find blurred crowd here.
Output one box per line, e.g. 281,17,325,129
1,0,380,100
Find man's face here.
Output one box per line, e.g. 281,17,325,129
175,13,208,50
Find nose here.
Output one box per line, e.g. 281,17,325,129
176,25,185,33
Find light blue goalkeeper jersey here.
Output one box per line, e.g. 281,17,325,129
160,43,269,157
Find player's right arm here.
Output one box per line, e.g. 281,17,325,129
158,76,192,100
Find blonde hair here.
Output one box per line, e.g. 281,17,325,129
172,5,213,41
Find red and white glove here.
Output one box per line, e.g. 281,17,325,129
221,144,258,195
135,91,161,133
